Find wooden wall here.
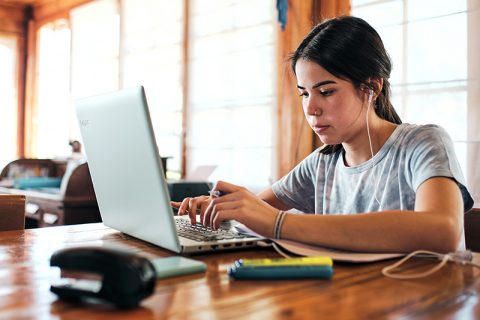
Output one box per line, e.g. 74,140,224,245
0,4,27,35
276,0,350,178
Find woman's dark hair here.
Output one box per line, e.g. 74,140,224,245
291,16,402,154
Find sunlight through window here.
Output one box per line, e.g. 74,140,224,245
0,36,18,169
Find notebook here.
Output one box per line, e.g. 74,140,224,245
75,86,264,254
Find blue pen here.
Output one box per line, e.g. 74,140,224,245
228,265,333,280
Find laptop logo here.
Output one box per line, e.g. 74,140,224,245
80,119,90,128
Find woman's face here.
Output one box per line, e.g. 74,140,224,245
295,59,367,146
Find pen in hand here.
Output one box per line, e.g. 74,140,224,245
209,190,226,197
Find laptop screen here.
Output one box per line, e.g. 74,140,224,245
76,86,181,253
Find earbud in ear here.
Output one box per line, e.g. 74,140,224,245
368,89,373,105
361,85,374,103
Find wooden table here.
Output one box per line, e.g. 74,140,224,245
0,223,479,319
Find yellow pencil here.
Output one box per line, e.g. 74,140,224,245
237,256,333,267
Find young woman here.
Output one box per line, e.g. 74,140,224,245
172,16,474,253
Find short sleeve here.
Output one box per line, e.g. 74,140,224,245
406,125,474,211
271,150,320,213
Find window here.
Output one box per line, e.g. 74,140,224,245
0,35,18,169
32,0,276,191
70,0,120,99
352,0,480,204
70,0,120,140
35,20,71,158
188,0,276,190
121,0,184,174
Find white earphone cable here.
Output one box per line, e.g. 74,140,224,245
365,89,381,206
382,250,480,279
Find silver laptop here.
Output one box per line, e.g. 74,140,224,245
75,86,264,253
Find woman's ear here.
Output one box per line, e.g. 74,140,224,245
368,77,384,98
359,78,384,102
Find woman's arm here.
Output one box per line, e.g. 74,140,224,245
281,177,464,253
257,188,291,211
206,178,463,253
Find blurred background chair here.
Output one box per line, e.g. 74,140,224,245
0,194,25,231
465,208,480,252
0,159,100,228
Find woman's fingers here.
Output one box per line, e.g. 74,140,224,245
178,198,192,216
203,190,248,227
200,199,211,225
206,200,240,229
177,197,198,224
202,199,214,226
176,195,210,224
202,181,243,226
171,201,181,208
212,180,244,195
211,209,237,230
188,197,199,224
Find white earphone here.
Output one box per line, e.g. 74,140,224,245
368,88,374,106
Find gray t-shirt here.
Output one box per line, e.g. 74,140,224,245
272,124,474,215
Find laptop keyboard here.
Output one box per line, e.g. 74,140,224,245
176,219,250,242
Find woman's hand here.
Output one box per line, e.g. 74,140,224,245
203,181,279,238
170,195,211,225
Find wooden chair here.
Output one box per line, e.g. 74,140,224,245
0,194,25,231
0,158,60,179
465,208,480,252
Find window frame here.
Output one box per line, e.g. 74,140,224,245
351,0,480,205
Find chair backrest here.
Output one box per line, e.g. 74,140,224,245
0,195,25,231
465,208,480,252
0,159,58,179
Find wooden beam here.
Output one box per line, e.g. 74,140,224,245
0,4,26,34
276,0,315,178
313,0,350,23
23,18,37,157
31,0,90,23
180,0,190,179
16,5,32,158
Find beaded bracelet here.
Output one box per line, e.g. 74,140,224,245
272,210,287,239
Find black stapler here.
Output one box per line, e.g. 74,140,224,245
50,246,156,309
